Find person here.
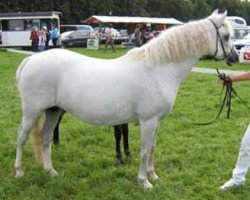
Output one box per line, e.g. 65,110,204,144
43,26,51,50
220,72,250,190
50,27,59,47
145,31,155,41
140,24,148,45
134,24,141,47
38,27,46,51
30,26,39,52
104,24,115,52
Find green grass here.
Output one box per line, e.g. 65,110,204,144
1,48,250,199
197,58,250,71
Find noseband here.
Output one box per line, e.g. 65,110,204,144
209,19,234,61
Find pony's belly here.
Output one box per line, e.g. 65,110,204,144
68,109,136,125
58,99,137,126
57,81,138,125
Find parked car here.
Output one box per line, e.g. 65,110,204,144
233,32,250,51
227,16,247,28
61,29,96,47
60,24,94,34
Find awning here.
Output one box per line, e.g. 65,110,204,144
85,15,183,25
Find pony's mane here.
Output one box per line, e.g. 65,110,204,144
127,18,215,66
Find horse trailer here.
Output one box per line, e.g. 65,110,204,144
0,11,61,47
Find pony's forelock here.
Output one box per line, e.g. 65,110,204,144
224,20,234,37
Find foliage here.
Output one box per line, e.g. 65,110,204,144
1,48,250,199
1,0,250,24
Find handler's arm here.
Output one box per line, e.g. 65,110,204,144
230,72,250,82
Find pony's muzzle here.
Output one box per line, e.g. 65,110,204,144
226,48,238,66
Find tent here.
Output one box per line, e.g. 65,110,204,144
85,15,183,26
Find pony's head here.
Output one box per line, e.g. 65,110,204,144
208,9,238,65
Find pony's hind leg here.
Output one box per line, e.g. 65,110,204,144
42,107,62,176
138,118,158,189
15,114,41,178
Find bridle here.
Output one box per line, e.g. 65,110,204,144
209,19,234,61
175,20,246,126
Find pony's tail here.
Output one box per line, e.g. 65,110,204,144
30,117,44,164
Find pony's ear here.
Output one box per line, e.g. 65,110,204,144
212,9,219,15
222,10,228,18
218,10,227,25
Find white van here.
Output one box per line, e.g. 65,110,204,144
226,16,247,28
226,16,250,51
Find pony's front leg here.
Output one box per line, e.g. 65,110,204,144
53,113,64,145
138,118,159,189
122,123,130,157
147,123,159,180
114,125,123,164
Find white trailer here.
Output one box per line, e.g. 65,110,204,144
0,11,61,47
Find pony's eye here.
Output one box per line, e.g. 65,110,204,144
224,34,230,41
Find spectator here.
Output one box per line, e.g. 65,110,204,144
43,26,51,50
104,24,115,52
50,27,59,47
134,24,141,47
140,24,148,45
30,26,39,52
145,32,155,41
38,27,46,51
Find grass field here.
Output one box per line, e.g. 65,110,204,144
196,58,250,71
1,47,250,199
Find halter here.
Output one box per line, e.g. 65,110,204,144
209,19,234,61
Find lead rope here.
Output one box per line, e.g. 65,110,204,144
177,69,243,125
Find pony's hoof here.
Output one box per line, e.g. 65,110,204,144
15,170,24,178
115,156,124,166
138,178,153,189
125,155,132,164
220,178,244,190
125,150,131,157
49,169,59,177
148,170,159,180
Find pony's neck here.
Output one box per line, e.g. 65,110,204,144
160,58,197,85
127,18,214,67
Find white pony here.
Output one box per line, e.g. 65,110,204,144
15,10,238,189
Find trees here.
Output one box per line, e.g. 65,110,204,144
0,0,250,24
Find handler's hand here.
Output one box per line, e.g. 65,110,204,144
219,75,232,86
